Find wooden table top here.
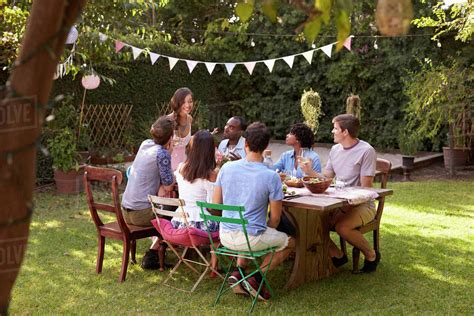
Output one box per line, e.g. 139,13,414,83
282,187,393,211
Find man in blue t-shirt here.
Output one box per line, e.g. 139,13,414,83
213,122,295,301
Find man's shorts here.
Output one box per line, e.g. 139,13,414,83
351,201,376,226
220,227,289,252
122,207,154,227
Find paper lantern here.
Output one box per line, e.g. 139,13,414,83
66,26,78,44
81,75,100,90
376,0,413,36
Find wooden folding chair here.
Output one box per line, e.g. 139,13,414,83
148,195,221,292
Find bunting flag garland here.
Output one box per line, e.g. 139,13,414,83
244,62,256,75
302,50,314,64
263,59,276,72
185,60,198,73
224,63,236,76
98,32,108,42
343,36,352,51
282,55,295,68
168,57,179,70
205,62,217,75
131,46,143,60
115,41,125,53
320,44,333,58
111,35,353,76
149,52,160,65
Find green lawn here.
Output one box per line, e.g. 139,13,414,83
10,180,474,314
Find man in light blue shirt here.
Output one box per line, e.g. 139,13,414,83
272,123,322,177
214,122,295,300
218,116,247,160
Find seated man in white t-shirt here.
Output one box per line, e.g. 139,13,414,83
301,114,379,273
218,116,247,160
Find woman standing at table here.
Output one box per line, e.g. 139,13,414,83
272,123,322,178
171,130,219,273
167,87,194,171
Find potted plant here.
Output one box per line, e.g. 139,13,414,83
47,128,84,194
404,62,473,175
398,132,420,170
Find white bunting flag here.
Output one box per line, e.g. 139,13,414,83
282,55,295,68
132,46,143,60
168,57,179,70
205,62,217,75
149,52,160,65
224,63,236,76
321,44,333,58
263,59,276,72
244,62,256,75
185,60,198,73
343,37,352,51
302,50,314,64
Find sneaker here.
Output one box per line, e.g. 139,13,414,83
243,276,271,301
141,249,161,270
228,270,248,296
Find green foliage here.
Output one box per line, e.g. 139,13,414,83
404,62,474,149
300,89,323,134
413,1,473,43
345,94,361,119
47,128,79,172
398,131,420,156
0,1,30,64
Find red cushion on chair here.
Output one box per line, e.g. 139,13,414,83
151,218,219,247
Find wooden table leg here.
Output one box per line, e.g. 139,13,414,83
285,207,338,290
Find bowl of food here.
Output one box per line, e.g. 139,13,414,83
285,177,304,188
302,176,333,193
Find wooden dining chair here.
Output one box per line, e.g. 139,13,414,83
84,166,160,282
339,158,392,273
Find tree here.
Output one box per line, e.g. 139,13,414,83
0,0,86,312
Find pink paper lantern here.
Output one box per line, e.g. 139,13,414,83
81,75,100,90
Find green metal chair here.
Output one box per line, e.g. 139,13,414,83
197,201,276,313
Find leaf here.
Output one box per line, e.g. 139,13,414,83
335,9,350,51
262,0,278,23
316,0,332,25
304,16,322,44
236,2,254,23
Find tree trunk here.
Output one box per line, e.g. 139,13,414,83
0,1,86,313
448,122,456,176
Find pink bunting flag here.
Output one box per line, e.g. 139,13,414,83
115,41,125,53
343,37,352,51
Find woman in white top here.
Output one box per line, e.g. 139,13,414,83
167,87,194,171
171,130,219,271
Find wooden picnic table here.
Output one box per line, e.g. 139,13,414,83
282,187,393,290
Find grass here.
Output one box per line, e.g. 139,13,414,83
10,180,474,314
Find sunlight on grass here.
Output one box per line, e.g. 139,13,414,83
10,180,474,314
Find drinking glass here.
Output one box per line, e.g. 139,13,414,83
334,177,347,190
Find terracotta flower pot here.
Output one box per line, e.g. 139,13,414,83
54,166,85,194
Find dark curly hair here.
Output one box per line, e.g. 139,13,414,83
290,123,315,148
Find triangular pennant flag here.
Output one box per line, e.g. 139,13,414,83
282,55,295,68
321,44,333,58
302,50,314,64
205,62,216,75
149,52,160,65
185,60,198,73
115,41,125,53
131,46,143,60
244,62,256,75
168,57,179,70
224,63,236,76
343,37,352,51
263,59,276,72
